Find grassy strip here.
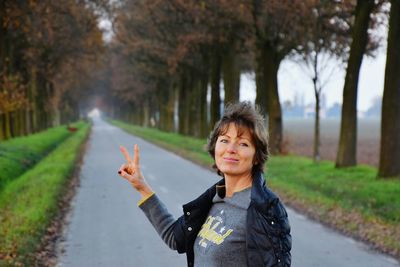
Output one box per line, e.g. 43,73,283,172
0,123,84,190
0,123,90,266
265,156,400,256
110,119,400,258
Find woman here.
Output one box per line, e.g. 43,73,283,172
118,102,291,267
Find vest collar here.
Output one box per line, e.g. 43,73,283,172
214,171,277,205
183,170,278,212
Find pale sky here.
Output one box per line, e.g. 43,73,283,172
240,20,389,113
240,51,386,112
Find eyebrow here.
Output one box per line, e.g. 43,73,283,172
220,134,251,141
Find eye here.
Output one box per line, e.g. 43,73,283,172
240,143,249,147
220,139,228,143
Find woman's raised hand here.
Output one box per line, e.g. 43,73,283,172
118,144,153,197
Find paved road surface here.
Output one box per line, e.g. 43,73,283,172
57,117,400,267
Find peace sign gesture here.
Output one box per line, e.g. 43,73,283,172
118,144,153,198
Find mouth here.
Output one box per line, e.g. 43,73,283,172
223,157,239,163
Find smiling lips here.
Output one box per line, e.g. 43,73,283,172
223,157,239,163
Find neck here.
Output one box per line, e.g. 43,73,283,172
224,173,252,197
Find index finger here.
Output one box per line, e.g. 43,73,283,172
133,144,140,166
119,145,132,163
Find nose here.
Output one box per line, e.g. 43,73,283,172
226,143,237,153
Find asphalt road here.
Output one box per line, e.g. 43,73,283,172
56,117,400,267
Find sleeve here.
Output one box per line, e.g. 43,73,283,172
138,194,179,250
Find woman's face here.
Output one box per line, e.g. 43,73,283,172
215,123,256,179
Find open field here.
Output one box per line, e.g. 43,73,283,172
283,118,380,167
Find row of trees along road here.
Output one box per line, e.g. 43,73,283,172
0,0,107,139
108,0,399,178
1,1,399,179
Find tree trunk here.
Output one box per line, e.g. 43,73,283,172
185,72,194,136
158,82,175,132
25,107,32,135
199,71,208,138
48,81,61,127
336,0,375,168
178,70,189,135
378,0,400,178
13,109,20,136
30,69,39,132
17,109,26,136
36,75,48,130
0,115,4,140
157,87,168,131
313,84,321,163
142,96,150,127
263,44,283,155
128,103,136,125
255,41,268,118
188,73,199,137
166,84,176,132
149,94,158,128
222,43,240,105
4,112,11,139
210,48,222,130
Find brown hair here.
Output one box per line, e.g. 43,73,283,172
207,101,269,177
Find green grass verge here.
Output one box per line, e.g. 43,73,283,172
265,156,400,223
110,119,400,257
0,122,90,265
0,123,83,190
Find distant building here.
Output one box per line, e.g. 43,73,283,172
282,92,329,118
326,103,341,118
304,103,315,118
282,99,305,118
303,93,327,119
365,96,382,118
281,93,381,119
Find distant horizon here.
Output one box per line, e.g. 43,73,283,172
240,50,387,113
281,116,381,120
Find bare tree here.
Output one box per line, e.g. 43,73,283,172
336,0,378,168
378,0,400,178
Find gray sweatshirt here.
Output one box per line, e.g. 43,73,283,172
139,187,251,267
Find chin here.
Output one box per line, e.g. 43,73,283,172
221,169,246,177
